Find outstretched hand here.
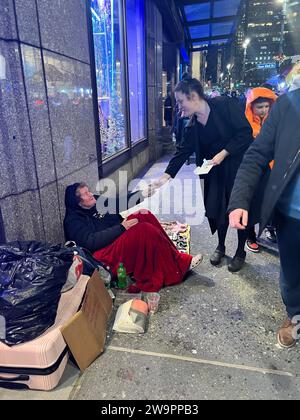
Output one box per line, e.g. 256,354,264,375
142,180,161,197
142,174,171,197
229,209,248,230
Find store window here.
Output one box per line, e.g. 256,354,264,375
126,0,146,143
91,0,127,159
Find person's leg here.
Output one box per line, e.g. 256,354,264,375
265,219,277,243
217,224,228,252
236,229,248,258
93,221,192,292
210,223,227,266
127,210,178,250
246,225,260,252
228,229,247,272
274,211,300,347
247,226,257,242
275,212,300,319
128,210,202,272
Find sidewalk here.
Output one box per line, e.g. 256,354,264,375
2,154,300,400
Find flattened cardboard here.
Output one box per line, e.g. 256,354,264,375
61,270,112,372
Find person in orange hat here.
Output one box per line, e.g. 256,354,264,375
245,87,277,252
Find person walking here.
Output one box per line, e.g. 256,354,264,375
228,88,300,348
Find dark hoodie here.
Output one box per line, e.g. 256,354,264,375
63,183,125,252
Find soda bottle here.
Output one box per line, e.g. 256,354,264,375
117,263,127,289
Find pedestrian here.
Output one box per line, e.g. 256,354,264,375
164,92,173,128
244,87,277,252
228,88,300,348
147,77,253,272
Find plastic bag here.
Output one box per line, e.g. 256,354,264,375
0,241,73,346
65,242,112,287
113,299,148,334
61,254,83,293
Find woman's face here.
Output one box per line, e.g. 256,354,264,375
78,186,96,208
175,91,199,117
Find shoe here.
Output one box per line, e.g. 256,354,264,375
246,239,260,253
265,228,277,243
228,255,245,272
277,319,297,349
210,249,225,266
189,254,203,270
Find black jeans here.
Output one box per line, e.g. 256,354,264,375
275,211,300,319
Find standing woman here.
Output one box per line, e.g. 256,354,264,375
149,77,253,272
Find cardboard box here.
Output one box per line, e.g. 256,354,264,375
61,270,113,371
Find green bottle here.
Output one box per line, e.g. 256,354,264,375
117,263,127,289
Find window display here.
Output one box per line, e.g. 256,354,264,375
91,0,127,159
126,0,146,143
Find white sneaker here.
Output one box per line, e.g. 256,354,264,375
189,254,203,270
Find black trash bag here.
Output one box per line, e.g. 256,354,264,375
0,241,73,346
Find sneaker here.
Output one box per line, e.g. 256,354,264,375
246,239,260,253
228,255,246,273
277,319,297,349
210,249,225,266
189,254,203,270
265,228,277,243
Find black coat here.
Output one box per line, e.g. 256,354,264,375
228,89,300,235
165,96,253,232
64,185,125,252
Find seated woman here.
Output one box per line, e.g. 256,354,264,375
64,183,202,292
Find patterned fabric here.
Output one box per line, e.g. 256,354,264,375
160,221,191,254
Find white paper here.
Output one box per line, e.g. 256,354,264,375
194,159,214,175
120,182,168,218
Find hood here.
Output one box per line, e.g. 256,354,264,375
245,87,277,138
65,183,81,210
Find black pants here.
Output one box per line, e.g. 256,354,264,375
247,225,257,242
275,211,300,319
217,223,248,258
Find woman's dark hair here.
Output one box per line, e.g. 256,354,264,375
175,77,205,99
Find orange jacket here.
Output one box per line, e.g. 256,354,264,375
245,87,277,168
245,87,277,138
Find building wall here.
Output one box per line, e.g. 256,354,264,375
0,0,100,244
0,0,163,245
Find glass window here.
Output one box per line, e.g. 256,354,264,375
126,0,146,143
91,0,127,159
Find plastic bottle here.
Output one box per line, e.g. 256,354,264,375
117,263,127,289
